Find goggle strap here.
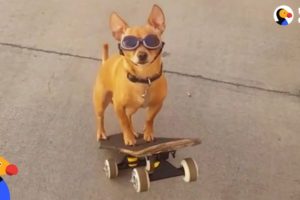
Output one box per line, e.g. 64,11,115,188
118,43,125,56
150,42,165,64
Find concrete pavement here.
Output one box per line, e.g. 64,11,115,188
0,0,300,199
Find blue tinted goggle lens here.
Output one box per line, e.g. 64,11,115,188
121,35,161,50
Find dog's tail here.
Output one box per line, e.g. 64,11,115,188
102,43,109,63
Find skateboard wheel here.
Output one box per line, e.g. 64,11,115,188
131,168,150,192
181,158,198,182
104,159,118,179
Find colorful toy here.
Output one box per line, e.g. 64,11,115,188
0,156,18,200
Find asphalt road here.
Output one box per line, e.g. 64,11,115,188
0,0,300,200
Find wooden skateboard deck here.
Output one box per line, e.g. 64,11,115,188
99,133,201,157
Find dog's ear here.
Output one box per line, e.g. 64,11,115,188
110,12,128,41
147,4,165,34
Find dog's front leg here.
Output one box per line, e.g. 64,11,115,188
143,103,163,142
128,114,139,138
114,104,137,145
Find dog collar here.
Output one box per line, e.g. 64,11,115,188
127,64,163,84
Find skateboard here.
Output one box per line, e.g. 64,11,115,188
99,133,201,192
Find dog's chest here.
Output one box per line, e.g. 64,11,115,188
132,85,152,108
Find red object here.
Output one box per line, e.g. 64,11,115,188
287,13,292,18
6,164,18,176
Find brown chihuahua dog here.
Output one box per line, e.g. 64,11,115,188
93,5,167,145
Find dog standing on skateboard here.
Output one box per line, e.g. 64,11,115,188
93,5,167,145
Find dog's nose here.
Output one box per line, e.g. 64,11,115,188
137,51,148,62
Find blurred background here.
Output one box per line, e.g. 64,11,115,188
0,0,300,199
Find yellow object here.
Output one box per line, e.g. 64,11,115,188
154,161,160,168
127,157,138,167
127,157,138,162
0,156,11,176
0,156,18,176
128,163,138,167
279,9,289,18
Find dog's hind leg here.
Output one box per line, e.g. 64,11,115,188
93,86,111,142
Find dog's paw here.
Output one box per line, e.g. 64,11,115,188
143,132,154,142
97,130,107,142
124,135,137,146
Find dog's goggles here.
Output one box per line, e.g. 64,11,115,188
120,34,162,50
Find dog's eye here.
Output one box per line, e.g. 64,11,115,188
144,35,161,48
